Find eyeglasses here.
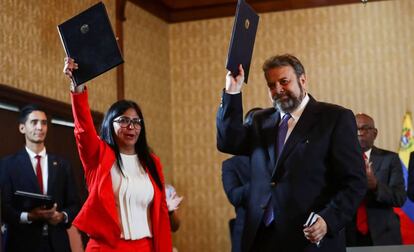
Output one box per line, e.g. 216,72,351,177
113,117,142,129
357,126,375,132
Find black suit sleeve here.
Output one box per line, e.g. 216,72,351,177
408,152,414,202
217,92,250,156
1,157,23,224
319,109,367,235
222,159,249,208
373,153,406,207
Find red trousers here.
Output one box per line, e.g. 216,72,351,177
86,237,153,252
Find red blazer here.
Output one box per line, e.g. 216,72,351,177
71,90,172,251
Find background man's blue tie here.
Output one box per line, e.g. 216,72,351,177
263,113,291,226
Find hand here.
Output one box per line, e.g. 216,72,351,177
63,57,86,92
303,215,327,244
28,204,57,222
48,211,65,226
365,161,377,190
225,64,245,94
63,57,78,79
166,191,184,212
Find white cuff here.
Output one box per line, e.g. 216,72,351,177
20,212,32,224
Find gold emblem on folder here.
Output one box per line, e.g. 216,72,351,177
245,19,250,29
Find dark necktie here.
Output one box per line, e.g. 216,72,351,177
276,113,292,158
35,155,44,194
263,113,292,226
356,153,368,235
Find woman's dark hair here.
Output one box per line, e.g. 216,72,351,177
100,100,162,190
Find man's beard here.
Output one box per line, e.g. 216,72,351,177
272,87,304,113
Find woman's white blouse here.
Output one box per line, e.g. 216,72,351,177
111,153,154,240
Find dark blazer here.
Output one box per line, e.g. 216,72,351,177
222,155,250,252
217,92,367,252
408,152,414,202
346,147,406,246
0,148,80,252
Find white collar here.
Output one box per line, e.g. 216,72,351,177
25,146,46,159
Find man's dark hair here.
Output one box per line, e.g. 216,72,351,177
262,54,305,80
19,104,46,124
244,107,262,126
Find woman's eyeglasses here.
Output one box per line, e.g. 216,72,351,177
113,117,142,129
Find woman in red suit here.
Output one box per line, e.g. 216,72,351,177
63,58,172,252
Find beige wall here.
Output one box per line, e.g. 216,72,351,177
123,1,173,179
0,0,117,112
1,0,414,251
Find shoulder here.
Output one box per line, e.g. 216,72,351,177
1,149,27,164
48,153,69,162
47,153,71,169
223,155,248,165
315,101,352,115
372,147,399,158
222,155,249,173
310,100,355,126
252,107,275,120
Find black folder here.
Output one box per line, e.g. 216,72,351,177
57,2,124,86
226,0,259,83
14,190,54,210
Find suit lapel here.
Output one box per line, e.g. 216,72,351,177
272,97,320,178
369,147,382,175
47,155,58,195
17,149,42,193
263,110,279,169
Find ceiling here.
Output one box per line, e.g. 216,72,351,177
129,0,385,23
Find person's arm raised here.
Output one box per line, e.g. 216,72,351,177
63,57,100,174
225,64,245,94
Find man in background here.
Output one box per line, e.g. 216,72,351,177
1,104,80,252
222,107,262,252
346,113,406,246
408,152,414,201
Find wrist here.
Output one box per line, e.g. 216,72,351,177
70,82,85,93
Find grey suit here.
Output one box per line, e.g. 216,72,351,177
346,146,406,246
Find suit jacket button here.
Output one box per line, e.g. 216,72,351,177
270,182,276,187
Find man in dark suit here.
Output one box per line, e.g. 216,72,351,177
408,152,414,202
222,155,249,252
0,104,80,252
216,54,367,252
345,113,406,246
222,107,261,252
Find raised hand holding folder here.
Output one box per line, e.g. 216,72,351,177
57,2,124,86
225,0,259,83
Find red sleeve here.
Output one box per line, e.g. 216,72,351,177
70,89,101,174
